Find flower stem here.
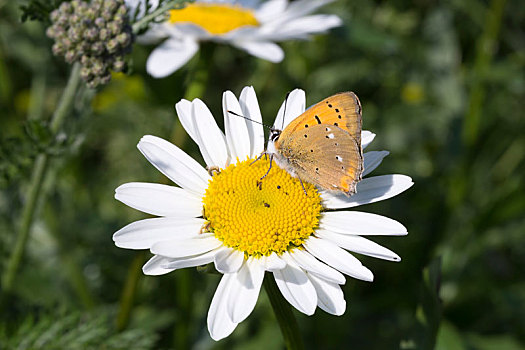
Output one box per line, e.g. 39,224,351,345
116,251,147,331
263,274,304,350
1,63,82,298
132,0,187,34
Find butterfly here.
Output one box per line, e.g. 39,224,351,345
265,92,364,196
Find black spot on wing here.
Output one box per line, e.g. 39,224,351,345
314,115,321,124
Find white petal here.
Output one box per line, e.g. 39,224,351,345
192,99,229,168
273,262,317,315
264,253,287,271
161,248,221,269
115,182,202,217
150,233,222,258
137,135,211,196
113,217,204,249
227,258,265,323
308,273,346,316
214,248,245,274
142,255,176,276
287,250,345,284
273,89,306,130
266,14,342,40
321,174,414,209
316,229,401,261
232,40,284,63
363,151,389,176
320,211,407,236
239,86,265,158
175,99,199,144
146,38,198,78
361,130,375,149
208,274,238,341
223,91,252,161
279,0,336,22
255,0,287,22
304,236,374,282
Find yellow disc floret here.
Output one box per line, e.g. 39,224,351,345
203,157,322,257
169,3,259,35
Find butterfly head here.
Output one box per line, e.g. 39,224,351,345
269,128,282,142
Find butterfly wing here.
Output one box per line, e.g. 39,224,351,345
274,92,363,195
280,92,362,145
277,124,363,195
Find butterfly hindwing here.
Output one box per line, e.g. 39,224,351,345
276,124,363,195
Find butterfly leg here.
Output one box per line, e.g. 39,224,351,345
250,152,266,166
260,153,274,180
297,176,308,196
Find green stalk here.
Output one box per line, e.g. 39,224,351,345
462,0,507,147
116,251,147,331
264,275,304,350
132,0,188,34
1,63,82,298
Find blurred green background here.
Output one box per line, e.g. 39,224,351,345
1,0,524,349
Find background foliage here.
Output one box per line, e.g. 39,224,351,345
1,0,524,349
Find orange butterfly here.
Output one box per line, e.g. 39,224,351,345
266,92,364,195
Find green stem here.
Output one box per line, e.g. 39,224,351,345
132,0,187,34
263,274,304,350
116,251,147,331
1,63,82,298
462,0,506,147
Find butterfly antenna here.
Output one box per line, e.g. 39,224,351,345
281,91,291,131
227,110,272,130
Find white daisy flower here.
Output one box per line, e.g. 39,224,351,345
113,87,413,340
126,0,342,77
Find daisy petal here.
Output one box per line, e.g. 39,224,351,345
304,236,374,282
115,182,202,217
227,258,265,323
271,15,342,40
316,229,401,261
363,151,389,176
273,88,306,130
142,255,176,276
192,98,229,168
208,274,238,341
223,91,252,160
137,135,211,195
308,273,346,316
239,86,265,158
321,174,414,209
320,211,407,236
214,248,245,274
255,0,287,22
175,99,199,145
264,253,287,271
146,38,198,78
361,130,375,149
287,250,345,284
273,262,317,315
150,233,222,258
232,41,284,63
113,217,204,249
161,248,221,269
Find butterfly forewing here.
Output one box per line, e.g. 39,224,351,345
277,124,363,195
281,92,362,144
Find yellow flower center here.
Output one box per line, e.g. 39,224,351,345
203,158,322,257
169,3,259,35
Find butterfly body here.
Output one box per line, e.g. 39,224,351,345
267,92,364,196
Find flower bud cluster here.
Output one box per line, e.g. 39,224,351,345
46,0,133,88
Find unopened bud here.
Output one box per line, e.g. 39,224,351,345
64,50,77,64
91,42,105,55
84,28,99,41
94,17,105,28
112,58,126,72
116,33,131,47
106,38,119,54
